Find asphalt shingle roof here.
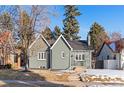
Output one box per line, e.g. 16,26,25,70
48,39,91,50
67,40,90,50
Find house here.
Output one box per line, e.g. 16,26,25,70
0,31,21,69
116,39,124,69
96,42,120,69
28,34,93,70
28,34,50,69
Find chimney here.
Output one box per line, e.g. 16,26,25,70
87,32,91,46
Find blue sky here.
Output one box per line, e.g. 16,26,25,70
49,5,124,40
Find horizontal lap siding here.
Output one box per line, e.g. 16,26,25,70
29,36,49,69
51,37,70,69
71,50,92,68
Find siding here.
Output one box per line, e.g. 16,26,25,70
51,37,71,69
97,44,114,61
71,50,92,68
96,44,120,69
29,36,49,69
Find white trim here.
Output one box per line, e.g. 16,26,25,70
29,34,40,49
41,34,50,47
29,34,50,49
50,34,73,51
37,52,46,60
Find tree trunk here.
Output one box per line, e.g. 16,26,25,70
23,49,29,71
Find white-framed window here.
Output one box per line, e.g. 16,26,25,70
37,52,46,60
75,53,85,61
61,51,65,58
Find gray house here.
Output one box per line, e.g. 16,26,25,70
28,34,50,69
28,34,93,70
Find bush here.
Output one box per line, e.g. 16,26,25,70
4,64,12,69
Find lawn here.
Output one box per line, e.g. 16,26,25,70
0,69,73,87
0,69,71,81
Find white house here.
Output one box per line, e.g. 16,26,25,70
96,42,121,69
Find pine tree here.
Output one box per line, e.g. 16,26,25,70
89,22,109,51
63,5,81,40
0,12,13,31
53,25,61,39
42,27,53,40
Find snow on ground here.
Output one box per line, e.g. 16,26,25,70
82,69,124,79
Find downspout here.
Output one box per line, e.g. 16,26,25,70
69,50,71,70
69,48,73,70
49,48,52,69
119,52,121,69
89,51,91,69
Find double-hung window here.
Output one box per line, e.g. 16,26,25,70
75,53,85,61
37,52,46,60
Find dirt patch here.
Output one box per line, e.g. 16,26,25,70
31,70,71,81
0,69,77,82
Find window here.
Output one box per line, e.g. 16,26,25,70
113,55,116,60
76,55,78,60
107,55,109,60
75,54,85,61
37,52,46,60
61,51,65,58
82,55,85,60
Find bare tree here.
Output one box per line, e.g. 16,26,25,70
110,32,121,42
110,32,123,52
0,5,54,71
17,6,53,71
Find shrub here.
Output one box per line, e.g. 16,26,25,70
4,64,12,69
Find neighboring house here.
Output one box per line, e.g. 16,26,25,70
0,31,21,69
96,42,120,69
117,39,124,69
28,34,93,70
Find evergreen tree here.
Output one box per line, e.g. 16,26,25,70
42,27,53,40
89,22,109,51
0,12,13,31
53,25,61,39
63,5,81,40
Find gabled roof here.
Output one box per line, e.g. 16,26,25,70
29,34,50,49
50,34,73,50
67,40,91,50
47,39,56,46
97,42,117,56
109,42,116,52
29,34,93,51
